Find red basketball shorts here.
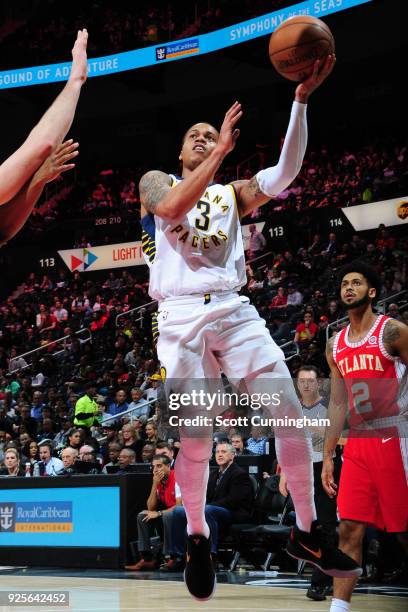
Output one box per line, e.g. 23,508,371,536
337,436,408,532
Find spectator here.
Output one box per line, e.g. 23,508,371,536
117,447,137,472
248,224,266,259
30,390,46,421
0,448,25,476
102,442,122,473
125,454,181,571
121,423,143,461
145,421,160,445
230,433,253,456
38,441,63,476
59,447,79,474
286,283,303,308
127,387,150,423
107,389,129,417
141,442,156,463
294,312,318,345
246,426,269,455
155,441,175,467
66,428,84,450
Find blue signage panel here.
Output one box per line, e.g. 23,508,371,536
0,487,120,547
0,0,372,89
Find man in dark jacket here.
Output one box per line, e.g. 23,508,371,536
166,442,253,569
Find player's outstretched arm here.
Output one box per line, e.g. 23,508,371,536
0,140,79,247
0,30,88,206
234,54,336,218
322,334,347,498
140,101,242,221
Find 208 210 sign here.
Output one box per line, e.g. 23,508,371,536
95,216,122,226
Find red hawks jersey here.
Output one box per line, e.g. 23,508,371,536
333,315,406,430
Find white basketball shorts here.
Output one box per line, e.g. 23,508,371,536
156,291,285,380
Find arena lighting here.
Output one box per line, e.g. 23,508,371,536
0,0,372,90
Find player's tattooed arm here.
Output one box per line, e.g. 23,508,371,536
232,177,271,218
383,319,408,364
139,170,172,216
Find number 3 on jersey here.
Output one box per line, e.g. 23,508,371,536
195,201,210,231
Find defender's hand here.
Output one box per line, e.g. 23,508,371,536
34,140,79,184
70,29,88,85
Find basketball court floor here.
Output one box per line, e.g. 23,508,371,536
0,568,406,611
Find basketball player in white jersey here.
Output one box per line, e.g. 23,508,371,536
0,30,88,245
323,261,408,612
140,53,360,601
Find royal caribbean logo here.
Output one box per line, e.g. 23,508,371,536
156,38,199,61
0,502,72,533
0,503,16,531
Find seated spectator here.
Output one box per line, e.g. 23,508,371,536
66,428,85,450
30,390,46,421
141,442,156,463
8,347,28,373
102,442,122,473
230,433,254,456
23,439,39,469
295,312,318,345
58,447,79,475
121,423,143,461
246,426,269,455
286,283,303,309
155,441,175,467
78,444,98,463
117,447,137,472
38,441,64,476
166,442,253,570
127,387,150,423
125,454,181,571
269,287,287,311
107,388,129,417
0,447,25,476
145,421,160,445
387,303,402,321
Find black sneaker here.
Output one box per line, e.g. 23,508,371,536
184,534,216,601
286,522,362,578
306,584,329,601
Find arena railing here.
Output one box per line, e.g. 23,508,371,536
115,300,158,329
279,340,299,362
13,327,92,373
101,397,158,424
326,289,408,342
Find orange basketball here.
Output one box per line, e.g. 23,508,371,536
269,15,335,82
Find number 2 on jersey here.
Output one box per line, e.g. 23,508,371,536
351,382,373,415
195,201,210,231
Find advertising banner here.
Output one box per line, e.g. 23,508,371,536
0,487,120,547
342,196,408,231
0,0,372,89
58,241,145,272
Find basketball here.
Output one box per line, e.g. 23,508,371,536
269,16,335,82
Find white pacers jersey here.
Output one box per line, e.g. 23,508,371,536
141,174,247,300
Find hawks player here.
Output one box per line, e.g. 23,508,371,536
139,55,362,602
323,261,408,612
